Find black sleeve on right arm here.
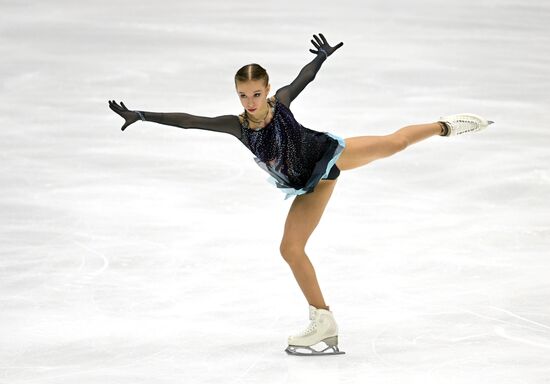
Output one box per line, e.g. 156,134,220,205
139,111,242,140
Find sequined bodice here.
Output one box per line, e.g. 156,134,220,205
239,96,334,188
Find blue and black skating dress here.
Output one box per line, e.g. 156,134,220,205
238,95,345,199
145,54,346,199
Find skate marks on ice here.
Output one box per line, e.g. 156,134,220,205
370,305,550,375
468,306,550,350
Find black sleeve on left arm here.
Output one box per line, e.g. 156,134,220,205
274,54,327,108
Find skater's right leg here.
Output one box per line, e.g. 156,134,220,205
279,179,337,311
280,179,345,355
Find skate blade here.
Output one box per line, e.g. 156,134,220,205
285,344,345,356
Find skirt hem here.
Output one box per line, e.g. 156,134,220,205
268,132,346,200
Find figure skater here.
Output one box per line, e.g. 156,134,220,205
108,33,493,356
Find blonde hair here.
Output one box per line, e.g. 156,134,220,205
234,63,269,87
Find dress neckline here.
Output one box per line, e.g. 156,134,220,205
243,96,277,131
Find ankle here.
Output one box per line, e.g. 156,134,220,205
313,304,330,311
438,121,449,136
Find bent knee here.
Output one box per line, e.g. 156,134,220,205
279,241,305,264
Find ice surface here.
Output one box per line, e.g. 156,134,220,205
1,0,549,383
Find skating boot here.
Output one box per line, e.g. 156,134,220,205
285,305,345,356
438,113,494,136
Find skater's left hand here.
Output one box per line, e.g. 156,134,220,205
309,33,343,57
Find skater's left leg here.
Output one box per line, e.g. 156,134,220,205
336,122,445,171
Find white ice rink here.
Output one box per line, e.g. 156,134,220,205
1,0,549,383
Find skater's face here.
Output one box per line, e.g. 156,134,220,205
236,79,271,117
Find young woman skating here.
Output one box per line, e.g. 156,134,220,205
109,33,493,356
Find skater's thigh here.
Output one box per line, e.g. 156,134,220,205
280,179,337,252
336,134,407,171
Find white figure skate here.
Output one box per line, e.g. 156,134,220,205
285,305,345,356
438,113,494,136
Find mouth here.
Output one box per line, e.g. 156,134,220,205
247,108,257,112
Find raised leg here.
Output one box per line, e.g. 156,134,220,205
335,122,445,171
279,179,338,310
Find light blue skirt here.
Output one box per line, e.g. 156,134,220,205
263,131,346,200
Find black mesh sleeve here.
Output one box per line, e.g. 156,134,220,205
274,54,327,108
139,111,242,140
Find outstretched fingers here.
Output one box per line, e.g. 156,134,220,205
108,100,128,110
108,100,135,131
109,100,121,111
108,100,120,113
310,33,344,56
313,34,323,47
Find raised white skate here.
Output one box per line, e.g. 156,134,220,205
285,305,345,356
438,113,494,136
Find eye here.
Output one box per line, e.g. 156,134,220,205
240,95,246,98
254,93,261,97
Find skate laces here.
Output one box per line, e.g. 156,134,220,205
452,117,479,129
439,113,493,136
447,116,483,133
296,319,318,337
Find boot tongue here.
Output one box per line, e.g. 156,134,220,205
308,305,318,320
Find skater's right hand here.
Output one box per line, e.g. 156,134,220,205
108,100,139,131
